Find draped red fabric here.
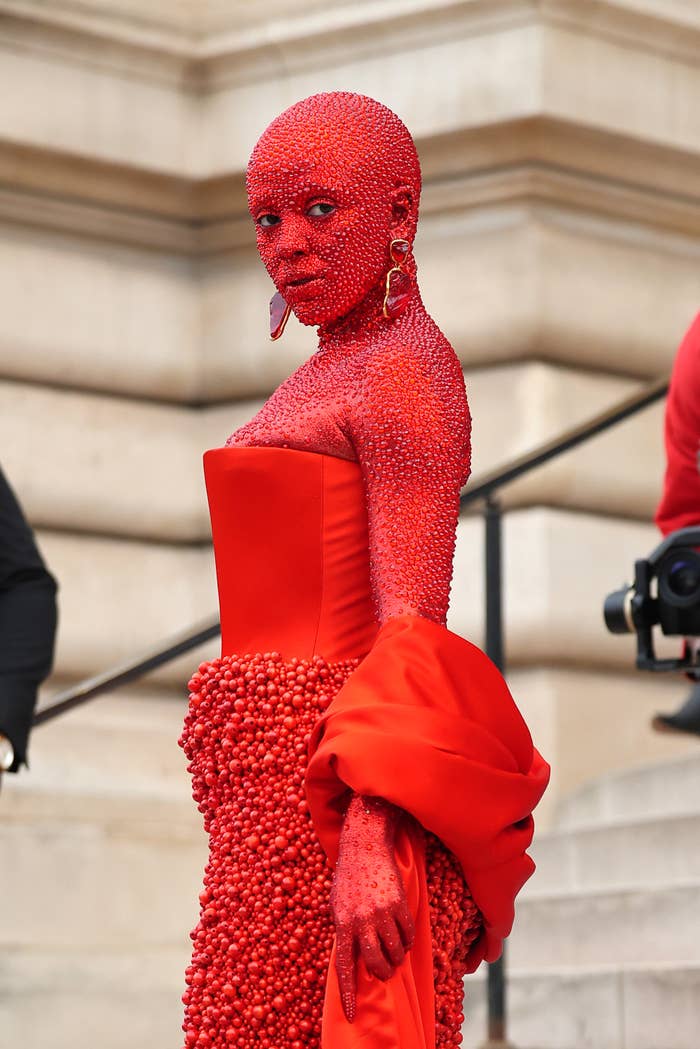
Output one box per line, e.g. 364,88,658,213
306,615,550,995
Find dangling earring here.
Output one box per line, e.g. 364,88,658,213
382,239,412,320
270,291,291,340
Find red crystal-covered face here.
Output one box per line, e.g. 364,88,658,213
246,93,421,328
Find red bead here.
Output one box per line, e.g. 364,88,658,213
390,239,410,265
229,94,471,628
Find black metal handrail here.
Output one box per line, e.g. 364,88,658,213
461,374,669,508
34,374,668,729
34,615,220,726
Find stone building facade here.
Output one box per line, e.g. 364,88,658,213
1,2,699,1046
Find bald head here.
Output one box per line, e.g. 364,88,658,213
248,92,421,215
246,93,422,327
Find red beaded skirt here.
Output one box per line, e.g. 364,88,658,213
180,652,481,1049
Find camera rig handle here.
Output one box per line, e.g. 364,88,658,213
646,526,700,570
635,527,700,672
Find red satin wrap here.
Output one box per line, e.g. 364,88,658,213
307,615,550,976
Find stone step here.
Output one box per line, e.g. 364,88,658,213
5,949,699,1049
4,952,699,1049
1,785,205,948
529,812,700,893
0,945,188,1049
27,688,194,800
462,963,700,1049
556,754,700,830
509,882,700,969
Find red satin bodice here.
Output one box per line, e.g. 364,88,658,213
204,446,378,662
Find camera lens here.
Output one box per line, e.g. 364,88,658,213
658,549,700,608
667,559,700,598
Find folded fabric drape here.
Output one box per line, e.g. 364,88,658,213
306,613,549,1047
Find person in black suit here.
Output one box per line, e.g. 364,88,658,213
0,464,57,777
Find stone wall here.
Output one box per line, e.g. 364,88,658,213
2,0,699,813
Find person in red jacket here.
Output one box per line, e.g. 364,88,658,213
653,312,700,735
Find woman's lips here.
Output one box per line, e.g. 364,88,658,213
286,274,318,286
283,274,325,300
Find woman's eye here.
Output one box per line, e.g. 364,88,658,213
257,214,280,228
307,202,335,218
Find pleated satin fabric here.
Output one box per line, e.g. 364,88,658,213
306,614,550,1040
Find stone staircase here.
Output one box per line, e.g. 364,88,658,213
463,753,700,1049
3,691,699,1049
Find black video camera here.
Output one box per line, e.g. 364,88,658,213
604,526,700,672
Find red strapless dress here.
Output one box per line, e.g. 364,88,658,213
179,447,549,1049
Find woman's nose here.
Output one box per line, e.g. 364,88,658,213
276,215,310,260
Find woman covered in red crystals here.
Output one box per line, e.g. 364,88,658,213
180,92,549,1049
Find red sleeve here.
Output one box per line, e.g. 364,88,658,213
656,313,700,536
349,342,470,625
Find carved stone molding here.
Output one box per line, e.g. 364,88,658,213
2,0,699,69
0,117,697,254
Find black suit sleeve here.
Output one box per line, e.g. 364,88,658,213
0,465,58,771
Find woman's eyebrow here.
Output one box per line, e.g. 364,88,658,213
249,185,340,212
302,185,337,196
249,197,276,212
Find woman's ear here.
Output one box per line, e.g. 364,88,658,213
390,186,414,235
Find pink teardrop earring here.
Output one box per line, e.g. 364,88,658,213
382,239,412,320
270,291,291,340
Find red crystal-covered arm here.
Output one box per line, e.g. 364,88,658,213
351,342,471,626
331,795,415,1022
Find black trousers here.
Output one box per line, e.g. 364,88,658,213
0,464,57,771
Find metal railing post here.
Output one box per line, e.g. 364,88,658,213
485,495,504,673
481,494,513,1049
